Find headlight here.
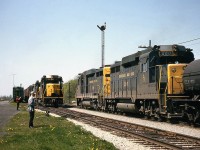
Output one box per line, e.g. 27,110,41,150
172,68,176,73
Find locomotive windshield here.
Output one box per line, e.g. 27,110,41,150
46,80,60,84
45,78,63,84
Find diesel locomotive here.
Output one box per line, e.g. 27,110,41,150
24,75,63,107
35,75,63,107
13,86,24,102
76,45,200,123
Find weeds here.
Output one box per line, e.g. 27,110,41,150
0,104,117,150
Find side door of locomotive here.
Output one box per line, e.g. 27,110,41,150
137,59,149,99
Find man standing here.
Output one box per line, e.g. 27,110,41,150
16,96,21,110
28,91,35,128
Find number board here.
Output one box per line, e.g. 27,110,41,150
159,51,176,56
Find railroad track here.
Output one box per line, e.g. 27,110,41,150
38,106,200,150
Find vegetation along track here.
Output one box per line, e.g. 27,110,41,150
39,106,200,150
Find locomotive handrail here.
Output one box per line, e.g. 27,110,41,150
158,65,163,92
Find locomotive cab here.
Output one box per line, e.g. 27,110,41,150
152,45,200,122
156,63,189,113
137,45,195,119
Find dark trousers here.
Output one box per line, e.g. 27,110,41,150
17,102,19,110
29,111,35,127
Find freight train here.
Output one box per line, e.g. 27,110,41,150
76,44,200,124
24,84,34,102
24,75,63,107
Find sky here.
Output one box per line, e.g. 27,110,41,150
0,0,200,96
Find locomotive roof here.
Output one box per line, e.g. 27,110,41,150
121,44,192,66
96,67,103,72
85,68,96,75
42,75,62,79
111,61,121,68
122,48,151,65
13,86,24,89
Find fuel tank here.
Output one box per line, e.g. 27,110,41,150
116,103,139,113
183,59,200,95
82,101,91,107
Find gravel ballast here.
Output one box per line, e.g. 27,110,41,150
36,109,150,150
67,118,150,150
36,108,200,150
69,108,200,139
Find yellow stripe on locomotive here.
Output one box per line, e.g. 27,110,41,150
103,66,111,96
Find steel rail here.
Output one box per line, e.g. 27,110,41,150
38,106,200,150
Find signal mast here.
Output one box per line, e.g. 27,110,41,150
97,22,106,67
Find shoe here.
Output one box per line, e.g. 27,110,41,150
29,126,34,128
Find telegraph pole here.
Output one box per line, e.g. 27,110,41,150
97,22,106,67
12,74,16,87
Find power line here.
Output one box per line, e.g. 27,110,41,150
10,74,16,87
185,41,200,47
178,37,200,44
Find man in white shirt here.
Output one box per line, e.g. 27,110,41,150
28,91,35,128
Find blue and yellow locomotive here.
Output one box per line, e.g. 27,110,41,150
35,75,63,107
76,45,200,123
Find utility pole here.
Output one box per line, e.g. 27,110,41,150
97,22,106,67
12,74,16,87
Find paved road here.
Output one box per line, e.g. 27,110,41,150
0,101,18,136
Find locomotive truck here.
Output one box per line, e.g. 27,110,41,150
76,44,200,123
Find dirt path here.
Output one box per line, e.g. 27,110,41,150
0,101,18,136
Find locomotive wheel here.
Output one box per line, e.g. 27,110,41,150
186,113,196,126
156,115,164,122
167,118,178,124
144,115,150,120
80,102,83,108
150,116,156,121
54,102,58,108
52,99,58,108
154,112,164,122
144,110,151,119
187,120,195,127
93,103,98,110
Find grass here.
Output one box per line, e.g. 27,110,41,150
0,103,117,150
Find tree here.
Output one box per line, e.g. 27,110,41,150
0,95,12,101
63,78,78,104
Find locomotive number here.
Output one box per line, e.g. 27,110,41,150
159,51,174,56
